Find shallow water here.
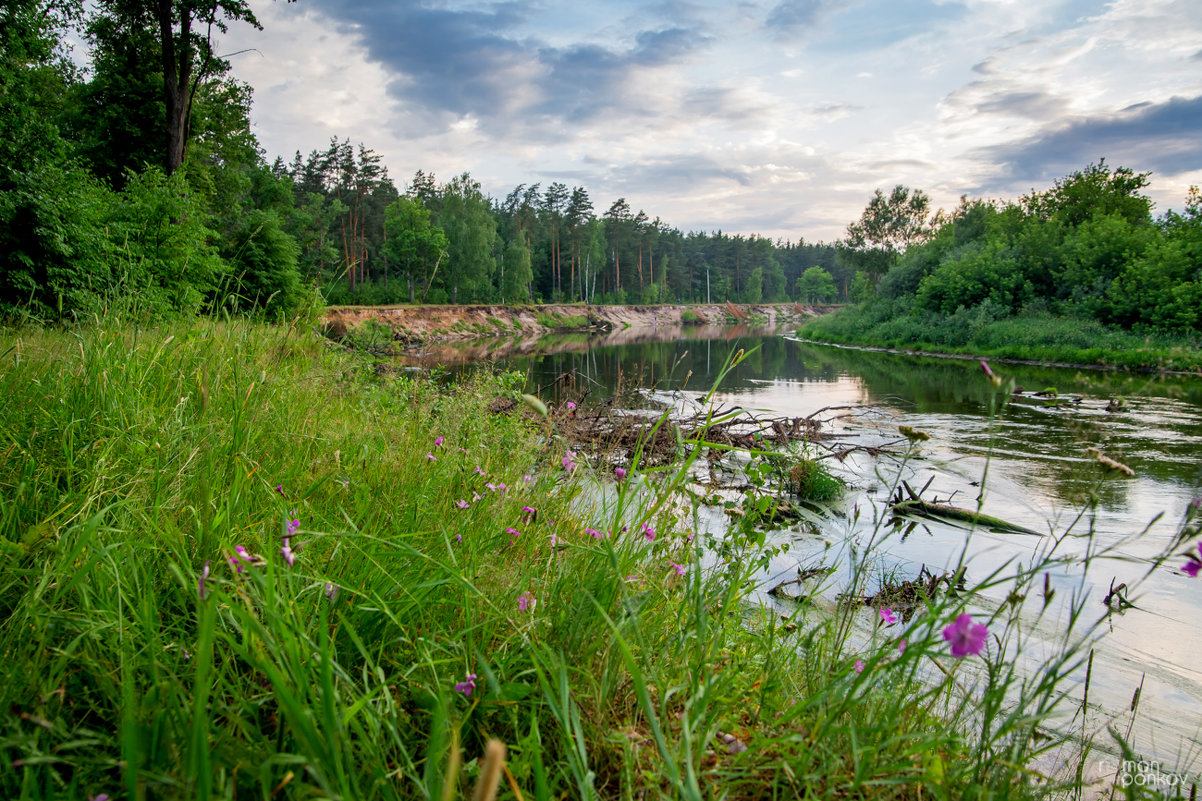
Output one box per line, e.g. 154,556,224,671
409,326,1202,774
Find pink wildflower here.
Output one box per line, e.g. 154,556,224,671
198,561,211,599
474,465,485,475
943,613,989,658
1181,542,1202,577
434,436,444,447
506,526,521,543
585,528,602,539
641,522,656,542
518,591,535,611
668,561,686,576
229,545,251,574
455,672,477,696
426,452,437,461
455,499,470,509
561,453,577,472
615,467,627,480
854,660,865,674
274,484,285,496
879,608,899,626
565,401,577,411
281,538,296,568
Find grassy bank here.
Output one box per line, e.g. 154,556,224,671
801,305,1202,372
0,317,1142,799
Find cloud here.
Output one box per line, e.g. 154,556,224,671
304,0,712,135
765,0,831,33
977,94,1202,183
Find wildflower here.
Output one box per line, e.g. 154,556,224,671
455,499,470,509
561,453,577,472
854,660,865,674
506,526,521,543
669,561,686,576
229,545,251,574
549,533,559,547
474,465,486,475
324,582,339,602
585,528,602,539
472,492,482,502
684,532,696,544
879,607,899,626
455,533,462,543
426,452,437,461
641,522,656,542
943,613,989,658
458,447,468,454
518,591,535,611
274,484,285,496
454,672,477,696
88,795,110,801
615,467,627,481
1182,542,1202,577
281,538,296,568
898,638,907,655
198,561,211,599
980,359,1001,387
565,401,577,411
287,518,300,536
434,436,444,447
521,506,537,523
523,474,533,483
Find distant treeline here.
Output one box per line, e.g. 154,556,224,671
0,0,844,322
805,162,1202,365
3,2,1198,329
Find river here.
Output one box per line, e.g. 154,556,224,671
406,323,1202,780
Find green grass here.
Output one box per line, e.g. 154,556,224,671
802,306,1202,372
536,313,590,330
0,317,1166,799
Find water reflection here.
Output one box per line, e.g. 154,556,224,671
408,329,1202,770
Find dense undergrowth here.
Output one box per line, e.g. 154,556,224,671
801,306,1202,372
0,317,1146,799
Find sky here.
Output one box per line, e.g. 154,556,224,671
216,0,1202,242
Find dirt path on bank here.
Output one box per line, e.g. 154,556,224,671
324,302,838,344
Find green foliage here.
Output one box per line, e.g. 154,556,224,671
106,167,224,315
221,209,303,317
795,266,838,302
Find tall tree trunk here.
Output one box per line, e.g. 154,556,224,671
158,0,192,175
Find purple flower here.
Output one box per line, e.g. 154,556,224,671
274,484,285,496
454,672,477,696
229,545,251,574
506,526,521,543
565,401,577,411
854,660,865,674
641,522,656,542
521,506,537,523
981,360,1002,387
668,561,686,576
455,533,462,543
561,453,577,472
523,474,533,484
434,436,444,447
879,608,899,626
518,591,535,611
1182,542,1202,577
287,518,300,536
585,528,602,539
615,467,627,481
455,499,470,509
281,538,296,568
324,582,339,602
426,452,437,461
474,465,485,475
472,492,482,502
898,638,907,655
198,561,211,599
943,613,989,658
549,533,559,547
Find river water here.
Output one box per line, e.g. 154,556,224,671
407,323,1202,778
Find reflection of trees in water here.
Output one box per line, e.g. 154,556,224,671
503,336,1202,493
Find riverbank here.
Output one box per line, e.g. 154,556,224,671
0,317,1127,799
324,302,833,345
800,307,1202,373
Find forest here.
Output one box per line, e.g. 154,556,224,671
1,0,842,323
3,0,1199,336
